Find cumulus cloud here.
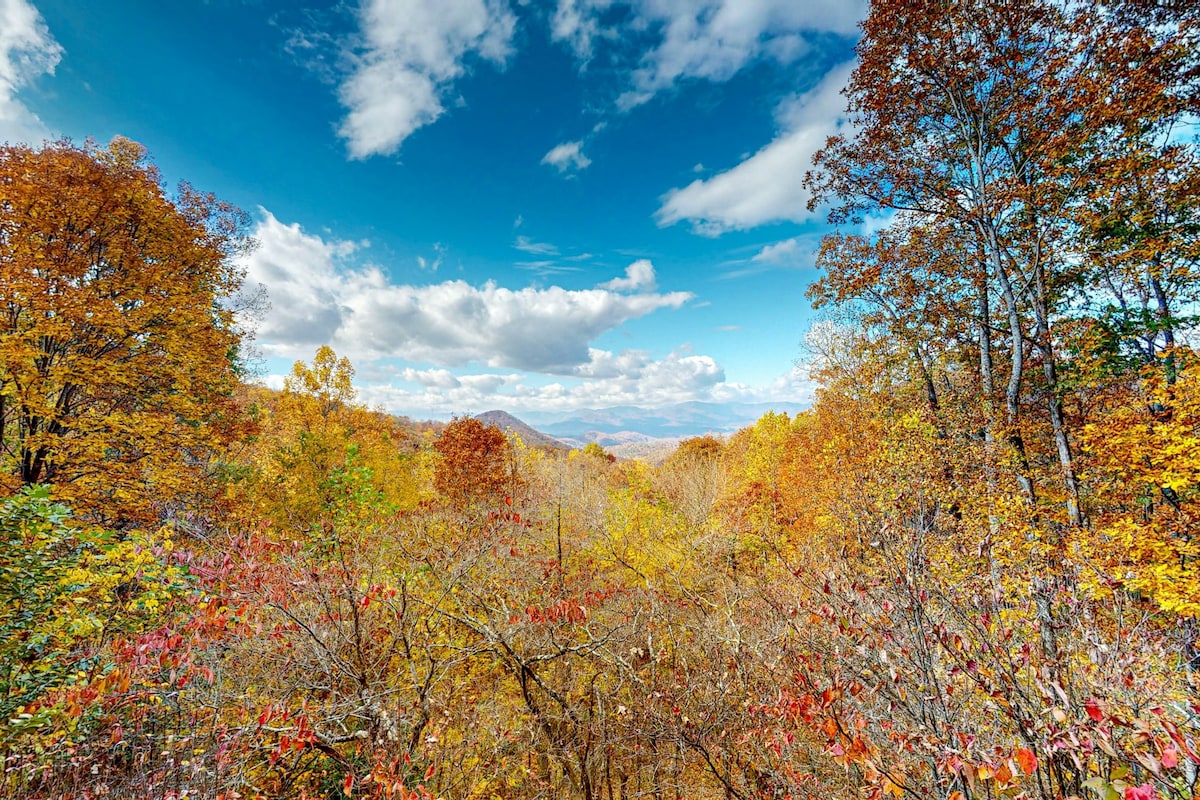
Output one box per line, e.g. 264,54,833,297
552,0,863,108
599,258,656,292
570,348,724,398
337,0,516,159
656,60,854,233
0,0,62,144
710,360,818,407
541,139,591,173
401,367,461,389
237,209,363,348
357,346,729,416
348,347,819,419
240,211,693,373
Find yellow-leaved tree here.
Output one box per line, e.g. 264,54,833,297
0,138,250,525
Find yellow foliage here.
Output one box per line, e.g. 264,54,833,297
0,139,248,525
1079,354,1200,615
227,349,423,535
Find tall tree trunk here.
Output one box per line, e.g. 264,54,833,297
982,221,1037,507
1030,255,1083,528
977,273,1005,607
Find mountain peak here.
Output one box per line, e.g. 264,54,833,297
475,410,570,450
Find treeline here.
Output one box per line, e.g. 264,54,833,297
3,0,1200,798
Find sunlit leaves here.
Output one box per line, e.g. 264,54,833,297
0,138,248,525
1079,353,1200,615
0,486,205,794
433,416,517,507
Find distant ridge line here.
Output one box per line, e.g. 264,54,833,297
474,409,570,450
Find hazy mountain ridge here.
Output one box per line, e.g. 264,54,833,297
474,410,571,450
555,430,658,448
472,402,810,461
521,401,808,440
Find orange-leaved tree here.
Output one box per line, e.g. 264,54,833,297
0,137,250,525
433,416,518,507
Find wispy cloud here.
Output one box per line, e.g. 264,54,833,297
417,242,446,271
0,0,62,144
656,61,854,233
550,0,604,63
753,238,800,264
515,260,583,278
552,0,864,110
513,234,560,255
541,139,591,173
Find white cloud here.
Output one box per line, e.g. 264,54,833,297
237,209,360,349
711,360,818,407
751,238,800,264
358,347,728,415
0,0,62,144
416,242,446,271
750,235,823,267
337,0,516,159
514,235,559,255
551,0,606,62
572,348,656,379
553,0,863,108
656,60,854,233
401,367,461,389
860,210,900,237
541,139,591,172
572,349,724,397
240,210,693,373
350,347,818,418
599,258,656,292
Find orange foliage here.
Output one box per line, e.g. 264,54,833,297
0,138,248,525
433,416,517,506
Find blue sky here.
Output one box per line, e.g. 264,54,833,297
2,0,865,419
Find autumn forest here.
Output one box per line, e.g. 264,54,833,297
3,1,1200,799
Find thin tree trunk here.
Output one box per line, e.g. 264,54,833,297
977,273,1005,607
982,221,1036,507
1030,257,1082,528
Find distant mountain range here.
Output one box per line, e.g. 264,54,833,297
519,401,808,441
474,401,808,456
